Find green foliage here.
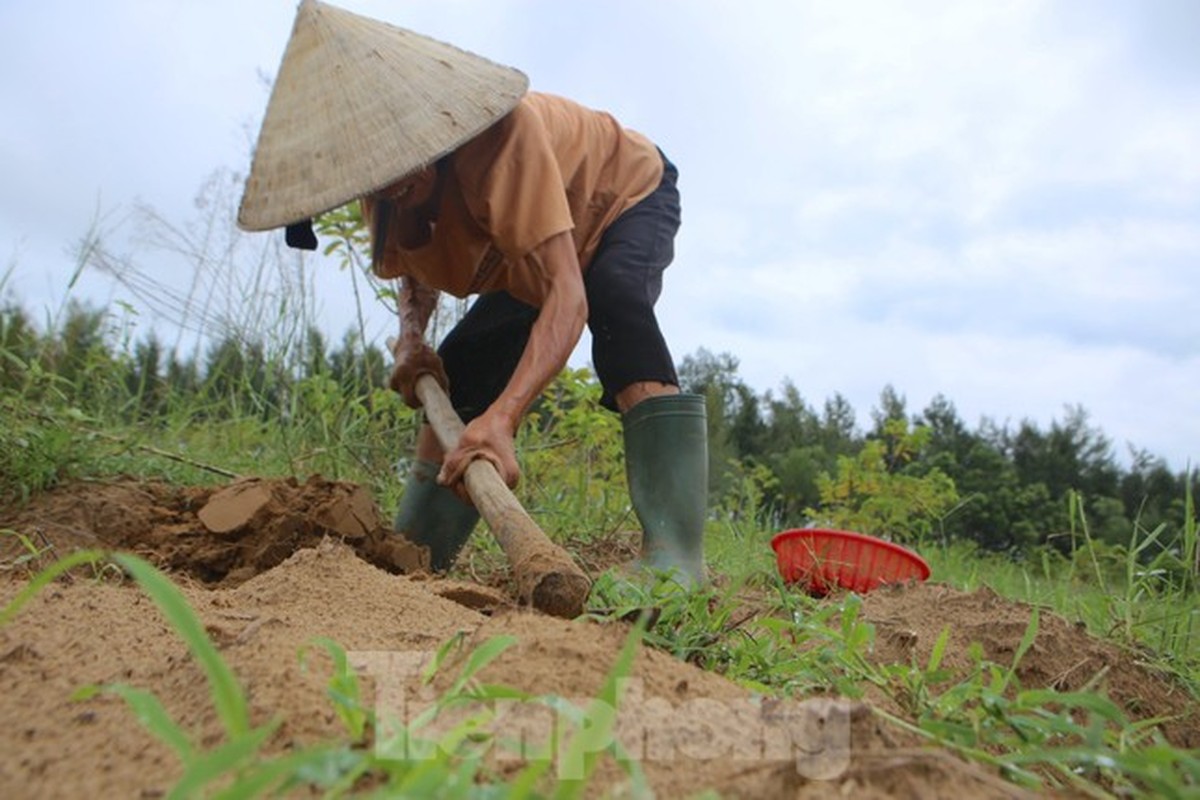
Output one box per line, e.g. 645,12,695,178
806,422,960,542
0,287,432,499
0,301,122,502
300,637,370,743
0,400,90,504
765,443,828,523
4,281,1194,564
923,499,1200,691
715,457,781,533
520,368,629,538
315,203,371,265
875,609,1199,796
1063,488,1200,666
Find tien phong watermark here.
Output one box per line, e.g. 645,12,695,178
351,650,852,780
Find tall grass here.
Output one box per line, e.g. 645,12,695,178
921,487,1200,691
3,200,416,503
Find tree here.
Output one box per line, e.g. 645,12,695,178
819,393,859,455
124,334,165,419
164,350,200,399
762,380,820,452
204,336,272,415
1120,449,1179,531
920,394,974,466
768,444,828,525
1007,406,1127,548
678,348,754,497
0,303,38,390
806,421,959,543
1011,405,1118,500
759,381,828,523
328,330,389,398
868,385,913,472
915,398,1030,550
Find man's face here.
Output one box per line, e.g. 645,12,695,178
377,166,438,213
370,165,440,255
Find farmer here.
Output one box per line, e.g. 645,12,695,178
237,0,707,584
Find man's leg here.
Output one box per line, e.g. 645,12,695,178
394,292,537,571
392,452,479,572
621,393,707,584
585,154,708,585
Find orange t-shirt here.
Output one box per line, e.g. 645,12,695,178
368,92,663,307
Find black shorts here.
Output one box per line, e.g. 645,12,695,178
438,152,682,418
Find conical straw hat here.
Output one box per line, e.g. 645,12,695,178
237,0,528,231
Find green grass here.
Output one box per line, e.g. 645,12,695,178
579,558,1200,798
921,496,1200,692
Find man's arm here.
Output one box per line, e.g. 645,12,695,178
398,274,440,341
438,230,587,489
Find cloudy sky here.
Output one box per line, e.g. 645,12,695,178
2,0,1197,469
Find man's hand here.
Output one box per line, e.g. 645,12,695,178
439,410,521,497
387,335,450,408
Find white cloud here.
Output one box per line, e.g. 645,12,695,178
1,0,1197,469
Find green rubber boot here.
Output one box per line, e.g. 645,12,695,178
393,459,480,572
622,393,708,586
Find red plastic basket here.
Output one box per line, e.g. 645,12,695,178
771,529,930,596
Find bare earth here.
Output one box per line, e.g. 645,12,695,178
1,477,1196,798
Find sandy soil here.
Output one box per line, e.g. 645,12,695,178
1,476,1196,798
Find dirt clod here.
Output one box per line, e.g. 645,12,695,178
1,475,428,583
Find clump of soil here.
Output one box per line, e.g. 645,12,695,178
0,475,428,584
1,476,1196,797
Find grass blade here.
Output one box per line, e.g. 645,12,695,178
168,721,278,800
555,620,645,799
0,549,105,627
301,637,368,741
927,625,951,673
1002,607,1039,693
113,552,250,737
447,634,519,697
74,683,195,764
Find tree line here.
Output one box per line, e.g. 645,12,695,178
680,348,1196,555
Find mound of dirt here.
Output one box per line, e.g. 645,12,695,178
1,540,1024,799
0,540,482,798
1,476,1195,797
859,582,1200,749
0,475,428,584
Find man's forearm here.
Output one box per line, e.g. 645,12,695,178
398,276,439,340
489,234,588,431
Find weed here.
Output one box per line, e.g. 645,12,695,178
0,527,55,572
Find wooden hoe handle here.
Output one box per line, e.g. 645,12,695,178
414,374,592,618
